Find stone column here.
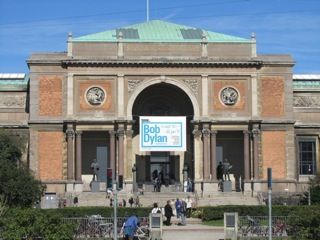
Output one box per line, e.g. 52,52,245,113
243,130,250,181
125,128,134,180
117,128,125,177
202,126,211,181
252,128,260,180
192,124,203,183
109,130,116,180
210,130,217,180
75,131,82,181
66,128,75,180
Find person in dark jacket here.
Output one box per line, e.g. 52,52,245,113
164,200,174,226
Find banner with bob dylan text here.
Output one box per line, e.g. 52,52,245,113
140,116,186,152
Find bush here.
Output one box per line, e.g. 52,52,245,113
287,206,320,239
0,208,75,239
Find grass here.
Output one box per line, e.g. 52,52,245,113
203,219,224,227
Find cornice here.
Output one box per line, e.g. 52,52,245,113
61,59,263,68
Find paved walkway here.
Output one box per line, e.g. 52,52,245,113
162,224,225,240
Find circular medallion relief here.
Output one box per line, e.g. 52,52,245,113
86,87,106,105
220,87,239,106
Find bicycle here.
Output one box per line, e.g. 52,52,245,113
239,216,266,237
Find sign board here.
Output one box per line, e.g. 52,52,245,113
140,116,186,151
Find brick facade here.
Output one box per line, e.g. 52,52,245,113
38,131,63,180
261,76,285,117
39,76,62,116
262,131,286,179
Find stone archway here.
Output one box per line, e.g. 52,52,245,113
130,81,195,190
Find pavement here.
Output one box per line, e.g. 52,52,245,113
162,223,225,240
158,217,225,240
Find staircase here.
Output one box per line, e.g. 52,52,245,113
70,190,259,207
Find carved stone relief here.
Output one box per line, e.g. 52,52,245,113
0,95,26,108
183,79,199,96
128,79,143,93
86,87,106,105
220,87,239,106
294,95,320,107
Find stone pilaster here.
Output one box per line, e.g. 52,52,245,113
210,130,217,180
125,128,134,180
252,128,260,180
192,124,203,182
117,128,125,177
243,130,250,181
109,130,116,180
202,126,211,181
66,128,75,180
75,131,82,181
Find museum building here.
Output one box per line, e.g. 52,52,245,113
1,20,320,198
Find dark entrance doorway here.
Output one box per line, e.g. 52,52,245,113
132,83,194,188
216,131,244,191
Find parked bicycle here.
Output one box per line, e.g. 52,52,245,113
239,216,267,237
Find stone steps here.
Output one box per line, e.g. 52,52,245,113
70,190,259,207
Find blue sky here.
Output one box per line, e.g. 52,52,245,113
0,0,319,73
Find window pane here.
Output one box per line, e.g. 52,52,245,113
299,141,316,175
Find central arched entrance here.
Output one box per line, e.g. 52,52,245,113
132,82,194,191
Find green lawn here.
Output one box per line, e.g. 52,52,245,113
203,219,224,227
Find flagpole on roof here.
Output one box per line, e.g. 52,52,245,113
147,0,149,22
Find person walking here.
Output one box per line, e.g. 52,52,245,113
179,199,187,226
164,200,174,226
175,198,182,219
185,196,193,218
129,196,134,207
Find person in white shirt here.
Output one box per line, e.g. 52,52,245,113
151,202,162,214
185,196,193,218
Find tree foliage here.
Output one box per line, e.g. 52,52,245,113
0,208,74,239
0,131,45,209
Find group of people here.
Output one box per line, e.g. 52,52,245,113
217,158,232,181
107,192,141,208
151,196,193,226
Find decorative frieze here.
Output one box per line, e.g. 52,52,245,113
0,95,26,108
183,79,199,96
294,95,320,108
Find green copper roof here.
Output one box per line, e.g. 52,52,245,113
293,80,320,89
73,20,250,43
0,74,29,91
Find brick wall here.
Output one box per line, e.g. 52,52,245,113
39,76,62,116
261,76,285,117
38,131,63,180
262,131,286,179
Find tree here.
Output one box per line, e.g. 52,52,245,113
300,173,320,205
0,131,45,209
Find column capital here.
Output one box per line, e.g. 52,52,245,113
109,130,117,136
192,125,202,138
126,129,134,138
252,128,260,137
117,128,125,137
66,129,75,139
202,128,211,137
243,130,250,135
211,130,218,135
75,130,82,136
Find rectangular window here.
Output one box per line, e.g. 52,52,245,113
299,140,316,175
